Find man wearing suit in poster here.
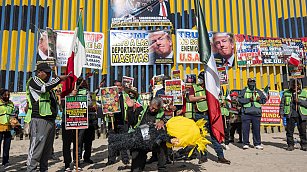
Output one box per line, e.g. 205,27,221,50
137,0,170,19
148,30,174,64
212,32,235,67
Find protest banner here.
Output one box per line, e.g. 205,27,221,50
101,86,121,114
165,79,183,105
209,32,235,67
176,29,200,63
159,95,174,119
185,74,196,91
56,31,104,69
217,67,228,85
261,90,281,126
110,0,172,28
260,38,284,66
122,76,134,88
65,95,88,130
235,34,262,67
110,30,151,66
172,70,181,79
148,30,174,64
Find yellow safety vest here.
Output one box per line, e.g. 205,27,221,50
243,88,261,108
219,96,229,116
0,100,14,125
192,84,208,112
283,89,307,116
26,77,53,122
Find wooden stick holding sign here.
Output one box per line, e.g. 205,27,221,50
74,83,79,172
108,113,115,130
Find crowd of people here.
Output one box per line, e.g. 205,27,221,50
0,62,306,172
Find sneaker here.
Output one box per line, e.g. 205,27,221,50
73,166,82,171
217,157,231,165
255,145,264,150
300,147,307,151
225,145,230,150
146,156,158,164
243,145,250,149
287,145,294,151
122,159,130,165
64,167,72,172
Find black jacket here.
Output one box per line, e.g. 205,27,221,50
238,87,267,116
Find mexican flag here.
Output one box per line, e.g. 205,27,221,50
61,13,86,97
195,0,224,143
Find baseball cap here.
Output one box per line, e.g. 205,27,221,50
36,63,52,73
230,92,238,97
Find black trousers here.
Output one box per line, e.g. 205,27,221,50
222,116,231,145
0,131,11,165
230,122,242,142
81,126,95,160
131,142,167,172
286,116,307,147
62,124,83,168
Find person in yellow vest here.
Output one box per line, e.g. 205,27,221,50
219,92,231,150
188,71,230,164
0,89,14,167
279,79,307,151
238,78,267,150
26,63,68,172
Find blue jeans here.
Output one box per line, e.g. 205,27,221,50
194,113,224,158
0,131,12,165
241,114,261,146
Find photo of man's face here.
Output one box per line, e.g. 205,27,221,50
213,34,234,58
149,31,172,58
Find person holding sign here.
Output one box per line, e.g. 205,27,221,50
188,71,230,165
238,78,267,150
26,63,68,172
279,79,307,151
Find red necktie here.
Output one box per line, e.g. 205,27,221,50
161,3,167,17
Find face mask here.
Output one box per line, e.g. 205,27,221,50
248,83,255,90
198,78,204,84
129,93,135,99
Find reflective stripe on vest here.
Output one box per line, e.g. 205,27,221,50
283,91,292,115
243,88,261,108
193,84,208,112
185,102,193,119
0,101,14,125
26,77,53,119
299,89,307,115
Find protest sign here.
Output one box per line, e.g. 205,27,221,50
37,28,57,67
261,90,281,126
139,92,152,106
110,30,151,66
176,29,200,63
65,95,88,130
148,30,174,64
217,67,228,85
260,38,284,65
209,32,235,67
288,65,305,79
165,79,183,105
56,31,104,69
235,34,262,67
101,86,121,114
172,70,181,79
110,0,172,28
159,95,174,119
122,76,134,88
282,38,304,65
153,74,165,90
9,92,27,119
